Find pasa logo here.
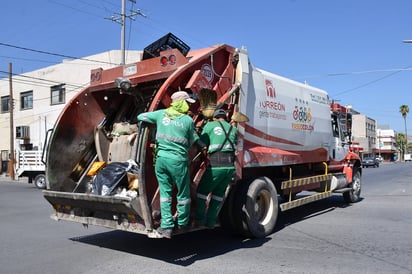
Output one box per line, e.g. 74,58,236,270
201,64,214,82
213,126,224,136
162,117,171,126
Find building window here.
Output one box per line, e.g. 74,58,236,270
50,84,66,105
1,96,10,113
20,91,33,110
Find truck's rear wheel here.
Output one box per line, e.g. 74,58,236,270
34,174,47,189
238,177,278,238
219,181,251,237
343,168,361,203
218,184,238,233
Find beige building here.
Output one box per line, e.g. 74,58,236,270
350,109,398,161
0,50,141,172
351,113,377,157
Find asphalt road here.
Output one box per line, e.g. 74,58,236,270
0,162,411,274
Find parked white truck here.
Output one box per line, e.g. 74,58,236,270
15,148,46,189
405,154,411,161
42,33,362,238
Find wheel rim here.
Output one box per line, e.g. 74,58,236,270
36,176,46,188
254,189,274,225
351,172,361,196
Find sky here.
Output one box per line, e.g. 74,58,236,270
1,0,411,133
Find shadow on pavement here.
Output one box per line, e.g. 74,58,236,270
71,227,270,266
70,194,362,266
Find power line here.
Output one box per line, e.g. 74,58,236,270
106,0,146,65
2,78,80,91
0,42,117,66
77,0,116,13
49,0,108,19
0,70,85,89
0,55,58,66
25,82,88,103
298,67,412,79
295,65,412,97
0,82,89,127
100,0,120,9
332,65,411,96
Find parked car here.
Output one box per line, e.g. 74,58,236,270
362,157,379,168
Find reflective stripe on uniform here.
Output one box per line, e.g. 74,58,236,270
211,195,224,202
209,143,235,151
177,198,191,205
196,193,208,200
157,133,189,146
160,197,172,203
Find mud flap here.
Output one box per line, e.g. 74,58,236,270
343,165,353,184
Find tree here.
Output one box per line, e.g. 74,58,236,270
399,105,409,159
396,133,406,162
397,133,405,149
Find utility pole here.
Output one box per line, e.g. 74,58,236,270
8,63,15,180
107,0,146,65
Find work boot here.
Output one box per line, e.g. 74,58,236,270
155,227,173,239
191,220,206,229
174,224,189,234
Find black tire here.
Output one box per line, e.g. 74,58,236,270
225,181,250,237
218,184,238,233
238,177,279,238
34,174,47,189
343,168,361,203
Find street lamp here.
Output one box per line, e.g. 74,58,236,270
402,40,411,159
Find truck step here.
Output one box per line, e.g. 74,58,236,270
280,191,332,211
281,174,332,190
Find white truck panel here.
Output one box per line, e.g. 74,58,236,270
15,149,45,176
240,59,332,160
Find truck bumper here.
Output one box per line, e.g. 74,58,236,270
43,190,153,235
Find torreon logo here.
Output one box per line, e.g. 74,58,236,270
265,79,276,98
258,79,286,120
259,79,285,110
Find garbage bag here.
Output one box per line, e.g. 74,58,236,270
92,161,139,196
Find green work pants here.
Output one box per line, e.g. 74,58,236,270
155,156,191,229
195,166,234,227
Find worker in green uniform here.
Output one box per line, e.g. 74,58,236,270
137,91,198,238
194,108,238,228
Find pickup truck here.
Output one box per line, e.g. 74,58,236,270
15,148,46,189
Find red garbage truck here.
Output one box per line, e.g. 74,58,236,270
43,33,362,238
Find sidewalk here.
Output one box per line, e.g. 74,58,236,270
0,174,28,184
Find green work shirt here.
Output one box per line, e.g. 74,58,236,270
200,120,237,154
137,109,198,161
